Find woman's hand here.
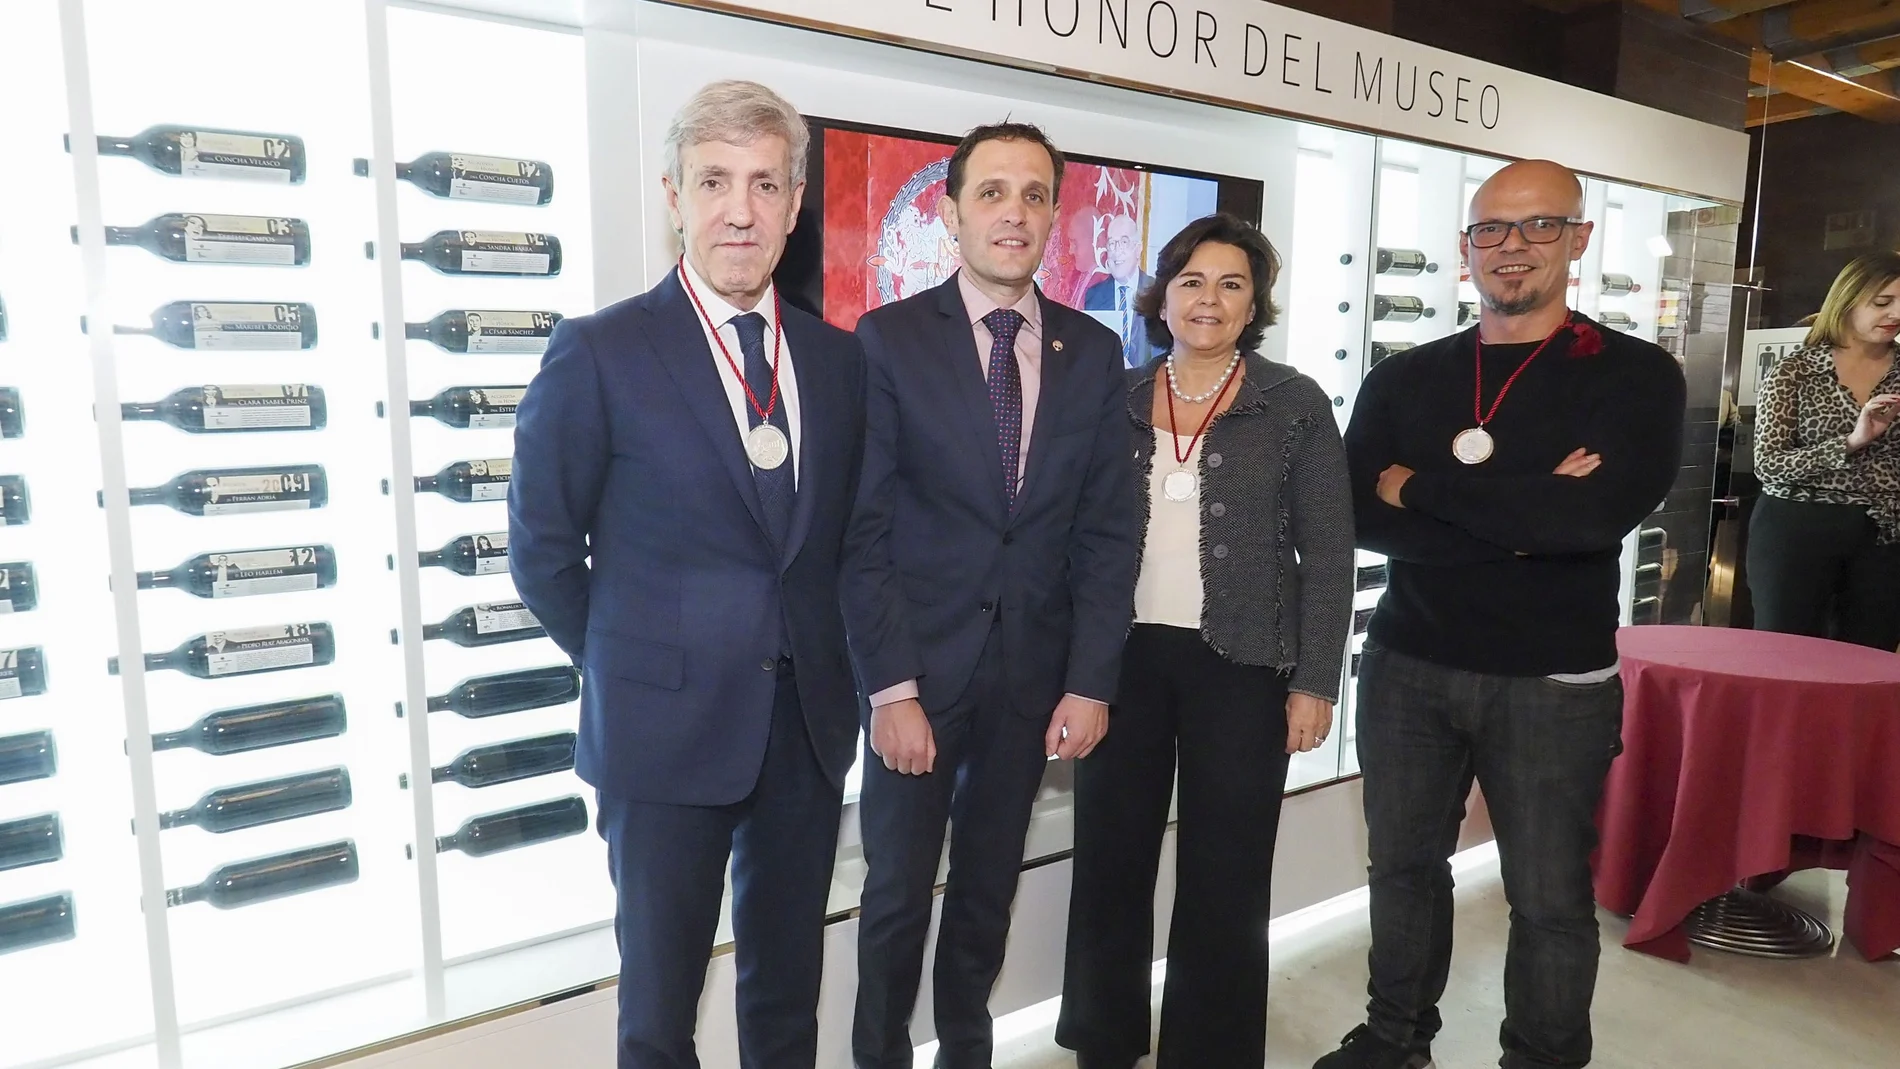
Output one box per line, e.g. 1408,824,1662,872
1286,692,1335,754
1847,393,1900,453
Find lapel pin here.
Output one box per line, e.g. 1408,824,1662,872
1052,339,1065,352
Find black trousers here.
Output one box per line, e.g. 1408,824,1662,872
853,626,1052,1069
1747,493,1900,651
1056,624,1292,1069
1356,642,1623,1069
595,664,843,1069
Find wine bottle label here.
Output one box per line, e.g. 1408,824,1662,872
467,388,525,429
467,459,511,501
449,155,544,205
205,626,317,676
465,311,555,353
202,384,315,430
457,232,552,275
472,531,508,574
190,303,305,350
180,131,296,183
473,602,538,635
183,214,300,265
209,547,323,598
202,471,318,515
0,649,24,700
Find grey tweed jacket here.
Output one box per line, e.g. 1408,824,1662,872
1128,354,1356,701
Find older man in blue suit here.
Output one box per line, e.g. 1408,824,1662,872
509,80,865,1069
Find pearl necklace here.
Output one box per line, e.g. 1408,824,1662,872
1167,349,1242,405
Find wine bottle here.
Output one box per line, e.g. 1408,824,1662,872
415,458,510,502
404,310,562,354
1375,248,1434,275
166,840,358,909
75,125,306,183
355,152,554,206
111,623,335,680
1369,342,1414,366
0,562,38,613
386,231,561,277
78,214,310,266
1598,311,1638,331
137,545,336,599
428,664,581,718
152,694,347,755
1371,295,1432,322
0,476,29,526
410,386,525,430
102,301,317,351
1355,563,1388,592
157,767,351,834
1600,273,1642,297
113,464,327,516
433,732,576,789
0,647,47,701
434,796,587,857
1353,607,1374,635
0,892,74,956
123,384,325,433
1457,300,1480,326
0,813,62,873
423,602,544,647
0,730,56,786
419,532,508,576
0,387,22,438
1637,527,1667,554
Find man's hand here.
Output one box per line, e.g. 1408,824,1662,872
1045,695,1108,760
1286,693,1334,754
869,698,935,775
1553,447,1602,477
1377,464,1414,508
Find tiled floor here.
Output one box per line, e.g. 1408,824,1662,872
986,856,1900,1069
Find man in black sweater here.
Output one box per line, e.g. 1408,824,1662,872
1316,160,1685,1069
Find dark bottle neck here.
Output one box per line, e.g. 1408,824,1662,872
425,693,451,713
421,623,445,641
404,323,430,340
166,884,205,907
144,651,174,672
417,548,444,568
433,833,459,854
150,727,191,752
398,242,424,260
121,403,162,421
414,475,438,493
157,807,193,830
96,136,138,157
104,225,142,245
127,487,168,506
409,400,432,417
138,568,175,589
395,162,414,181
431,764,457,784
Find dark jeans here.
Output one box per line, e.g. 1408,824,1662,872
853,626,1052,1069
1356,642,1624,1069
1057,624,1292,1069
1747,493,1900,651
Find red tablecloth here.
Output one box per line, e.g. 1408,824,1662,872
1593,625,1900,962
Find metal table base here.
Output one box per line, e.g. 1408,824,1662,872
1686,887,1834,958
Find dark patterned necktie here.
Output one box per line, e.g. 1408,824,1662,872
983,307,1025,510
731,312,793,550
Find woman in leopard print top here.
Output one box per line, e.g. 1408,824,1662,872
1748,251,1900,650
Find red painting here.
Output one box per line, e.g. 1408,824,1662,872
819,127,1159,332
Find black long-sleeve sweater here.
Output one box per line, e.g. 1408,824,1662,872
1344,315,1686,676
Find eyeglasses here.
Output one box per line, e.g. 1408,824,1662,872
1464,216,1584,249
1107,236,1138,252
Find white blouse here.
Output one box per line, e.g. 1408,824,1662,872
1134,427,1206,629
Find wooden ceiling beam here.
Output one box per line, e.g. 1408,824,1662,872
1748,91,1835,124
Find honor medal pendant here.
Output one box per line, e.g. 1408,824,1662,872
1453,427,1495,465
746,423,790,470
1163,469,1197,503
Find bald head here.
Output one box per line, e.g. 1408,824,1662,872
1107,214,1141,280
1469,159,1583,226
1461,159,1593,338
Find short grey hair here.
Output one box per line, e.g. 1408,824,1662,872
663,80,810,187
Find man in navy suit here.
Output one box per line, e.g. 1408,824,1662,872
509,80,865,1069
845,122,1140,1069
1081,213,1156,369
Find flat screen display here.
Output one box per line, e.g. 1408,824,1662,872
778,116,1265,367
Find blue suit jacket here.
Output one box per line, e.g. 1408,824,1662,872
843,275,1139,718
1083,273,1157,369
509,269,866,806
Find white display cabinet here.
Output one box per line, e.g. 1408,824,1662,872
0,2,1742,1067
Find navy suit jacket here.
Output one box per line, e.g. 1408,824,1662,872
843,275,1139,719
1083,272,1157,368
509,269,866,806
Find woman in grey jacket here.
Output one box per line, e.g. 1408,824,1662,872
1056,212,1356,1069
